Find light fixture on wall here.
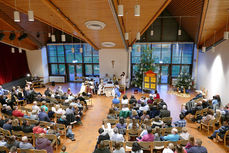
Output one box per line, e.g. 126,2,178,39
178,16,182,36
19,48,22,53
125,32,129,40
136,32,140,40
11,47,15,53
28,0,34,21
118,0,123,17
134,4,140,16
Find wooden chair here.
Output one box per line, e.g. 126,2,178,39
216,130,229,148
12,130,24,139
110,141,124,150
162,117,172,124
45,134,58,150
14,95,26,107
138,141,153,153
126,129,141,140
17,148,34,153
202,108,208,116
194,110,202,120
200,119,217,134
103,119,118,126
39,121,52,128
162,127,173,136
0,146,9,153
1,129,11,137
125,141,135,152
55,123,66,138
179,139,188,147
102,140,111,150
153,141,166,153
34,150,47,153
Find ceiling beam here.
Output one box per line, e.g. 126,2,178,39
41,0,99,50
196,0,209,47
107,0,128,51
130,0,172,46
0,9,42,49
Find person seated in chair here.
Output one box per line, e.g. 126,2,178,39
33,122,46,134
21,120,33,133
186,138,207,153
208,121,229,141
38,108,50,122
174,114,186,127
112,95,120,104
12,106,24,117
159,105,170,118
19,136,34,149
116,117,127,135
0,85,9,96
161,128,180,142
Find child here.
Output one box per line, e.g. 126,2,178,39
61,145,67,153
180,127,190,140
185,136,194,149
66,125,75,141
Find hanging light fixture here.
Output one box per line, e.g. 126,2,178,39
125,32,129,40
150,23,154,36
178,16,182,36
136,32,140,40
80,39,83,53
19,48,22,53
71,34,74,53
14,0,20,22
224,16,229,40
212,31,216,53
48,33,51,37
28,0,34,21
134,4,140,16
137,46,141,52
61,24,66,42
11,47,15,53
128,46,132,52
202,46,206,53
118,1,123,17
51,34,56,42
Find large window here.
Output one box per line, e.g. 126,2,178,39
131,42,194,84
47,43,99,80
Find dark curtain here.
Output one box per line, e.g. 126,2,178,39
0,42,30,84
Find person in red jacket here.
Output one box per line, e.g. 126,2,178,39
153,90,160,100
12,106,24,117
33,122,46,134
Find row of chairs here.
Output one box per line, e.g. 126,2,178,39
102,140,188,153
0,128,58,149
0,146,47,153
103,117,173,127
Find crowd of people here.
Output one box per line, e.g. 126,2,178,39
94,90,211,153
0,83,94,153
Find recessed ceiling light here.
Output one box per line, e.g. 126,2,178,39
101,42,116,47
85,21,106,30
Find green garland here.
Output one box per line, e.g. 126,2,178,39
132,48,155,88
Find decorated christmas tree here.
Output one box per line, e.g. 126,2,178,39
132,48,155,88
175,72,193,91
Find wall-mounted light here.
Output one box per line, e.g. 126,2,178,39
19,48,22,53
11,47,15,53
224,31,228,40
125,32,129,40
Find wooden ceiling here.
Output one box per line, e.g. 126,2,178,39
0,0,172,50
0,0,228,50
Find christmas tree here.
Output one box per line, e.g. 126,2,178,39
132,48,155,88
175,72,193,92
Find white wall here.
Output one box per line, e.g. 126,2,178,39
99,48,128,78
26,47,49,83
197,39,229,106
